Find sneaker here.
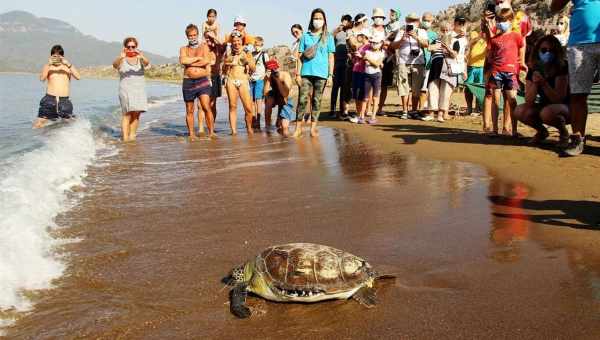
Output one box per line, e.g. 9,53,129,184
340,113,349,121
357,117,366,124
562,134,585,157
348,115,359,123
400,112,409,120
528,129,549,145
420,115,434,122
408,111,420,119
366,117,378,125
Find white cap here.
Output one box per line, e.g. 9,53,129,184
234,16,246,25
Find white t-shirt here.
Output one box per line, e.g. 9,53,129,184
394,27,428,65
251,51,269,81
364,48,385,74
451,32,468,73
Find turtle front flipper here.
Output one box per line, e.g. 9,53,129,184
352,286,378,308
230,283,251,318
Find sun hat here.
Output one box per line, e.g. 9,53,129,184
372,8,386,18
406,13,419,21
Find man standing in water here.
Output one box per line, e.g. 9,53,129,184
180,24,215,140
33,45,81,128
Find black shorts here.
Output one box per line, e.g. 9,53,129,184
182,77,211,102
381,58,395,87
38,94,74,120
210,75,222,98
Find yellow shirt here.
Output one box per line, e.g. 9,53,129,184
468,39,487,67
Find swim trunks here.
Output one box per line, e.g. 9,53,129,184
182,77,211,102
279,99,295,121
38,94,74,120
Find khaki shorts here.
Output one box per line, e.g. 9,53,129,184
397,64,425,97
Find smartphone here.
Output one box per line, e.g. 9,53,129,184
406,24,414,32
486,2,496,13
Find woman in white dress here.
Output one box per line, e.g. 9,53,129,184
112,37,150,142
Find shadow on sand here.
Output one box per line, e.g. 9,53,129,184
489,196,600,230
373,122,600,156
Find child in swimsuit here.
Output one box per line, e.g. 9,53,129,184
203,9,220,39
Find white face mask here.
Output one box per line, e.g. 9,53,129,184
312,19,325,30
373,18,385,26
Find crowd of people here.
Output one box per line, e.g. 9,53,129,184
33,0,600,156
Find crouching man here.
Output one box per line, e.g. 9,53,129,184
263,58,295,136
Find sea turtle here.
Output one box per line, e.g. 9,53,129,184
227,243,394,318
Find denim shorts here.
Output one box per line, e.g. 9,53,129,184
486,71,517,91
250,79,265,100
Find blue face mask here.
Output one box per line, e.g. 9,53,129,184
539,51,554,64
497,22,511,33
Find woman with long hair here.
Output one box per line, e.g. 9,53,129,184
293,8,335,137
513,35,570,147
223,31,256,135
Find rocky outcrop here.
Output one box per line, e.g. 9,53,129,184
435,0,569,33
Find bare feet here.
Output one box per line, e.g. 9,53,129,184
293,128,303,138
188,134,198,142
230,130,237,136
310,128,319,137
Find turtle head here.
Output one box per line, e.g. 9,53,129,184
228,262,253,285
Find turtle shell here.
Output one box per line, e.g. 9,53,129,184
254,243,373,294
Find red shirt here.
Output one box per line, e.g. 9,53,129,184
489,31,523,74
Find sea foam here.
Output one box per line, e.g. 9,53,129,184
0,118,99,326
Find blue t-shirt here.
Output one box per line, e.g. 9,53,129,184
298,31,335,79
569,0,600,45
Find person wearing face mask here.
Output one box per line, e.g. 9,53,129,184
513,35,570,147
390,13,430,119
331,14,353,119
356,35,386,124
385,9,402,35
249,36,269,130
553,15,570,47
179,24,216,140
451,17,469,90
552,0,600,156
415,12,438,119
421,22,459,123
377,9,401,116
294,8,335,138
483,8,526,137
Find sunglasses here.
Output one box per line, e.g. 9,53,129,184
539,47,552,53
234,23,246,27
126,45,137,49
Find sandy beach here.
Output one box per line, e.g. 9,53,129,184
2,84,599,339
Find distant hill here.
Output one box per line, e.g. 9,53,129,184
0,10,175,72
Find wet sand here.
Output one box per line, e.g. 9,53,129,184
4,115,600,339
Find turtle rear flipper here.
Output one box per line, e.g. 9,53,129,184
230,284,251,318
352,286,378,308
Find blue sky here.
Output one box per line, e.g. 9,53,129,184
1,0,461,57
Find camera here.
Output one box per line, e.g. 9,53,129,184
410,49,420,57
406,24,414,32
